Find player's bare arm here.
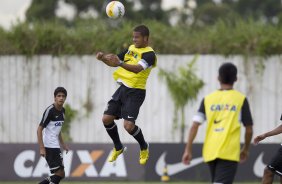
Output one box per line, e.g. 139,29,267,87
96,52,122,67
240,125,253,163
37,125,46,157
119,62,144,73
253,134,267,145
59,132,69,154
182,122,201,165
254,124,282,145
96,51,144,73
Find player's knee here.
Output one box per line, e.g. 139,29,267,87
102,115,114,125
61,170,65,179
123,121,135,133
102,116,108,124
264,167,274,178
55,168,65,179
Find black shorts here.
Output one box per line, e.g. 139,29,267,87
207,158,238,184
45,148,64,173
104,84,146,122
267,145,282,177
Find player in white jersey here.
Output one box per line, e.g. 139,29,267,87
254,114,282,184
37,87,69,184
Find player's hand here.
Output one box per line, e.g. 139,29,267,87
62,144,69,154
240,149,249,163
253,134,266,145
182,150,192,165
96,52,104,60
101,54,122,67
96,52,121,67
40,147,46,157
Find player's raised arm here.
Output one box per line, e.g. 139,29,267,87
96,52,123,67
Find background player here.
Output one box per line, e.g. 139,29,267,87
254,114,282,184
182,62,253,183
37,87,69,184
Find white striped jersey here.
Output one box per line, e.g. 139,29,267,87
39,104,65,148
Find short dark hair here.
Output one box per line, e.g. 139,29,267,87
218,63,237,85
54,87,67,97
133,25,149,37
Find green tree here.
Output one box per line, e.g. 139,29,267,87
64,0,110,18
25,0,168,24
135,0,169,24
193,2,237,26
62,103,78,142
26,0,58,22
158,55,204,142
234,0,282,23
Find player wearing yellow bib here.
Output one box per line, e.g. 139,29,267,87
182,63,253,184
96,25,157,165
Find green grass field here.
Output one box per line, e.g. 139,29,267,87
0,182,267,184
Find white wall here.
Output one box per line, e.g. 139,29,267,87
0,55,281,143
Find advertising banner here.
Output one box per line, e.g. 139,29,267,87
0,143,142,181
0,143,279,182
145,144,279,182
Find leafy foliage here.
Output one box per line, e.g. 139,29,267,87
26,0,58,22
159,55,204,142
26,0,169,24
62,103,78,142
25,0,282,26
0,18,281,56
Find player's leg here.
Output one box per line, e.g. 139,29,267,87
207,160,217,183
103,113,123,151
122,87,148,164
212,159,238,184
38,148,53,183
103,113,126,162
262,167,274,184
123,119,149,165
39,176,51,184
103,88,126,162
124,120,148,150
263,146,282,184
39,174,63,184
50,168,65,183
122,87,147,150
102,114,125,162
39,148,64,184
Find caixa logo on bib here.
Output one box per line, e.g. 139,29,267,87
13,150,127,178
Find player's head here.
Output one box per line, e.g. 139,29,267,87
54,87,67,97
218,62,237,85
133,25,149,48
54,87,67,106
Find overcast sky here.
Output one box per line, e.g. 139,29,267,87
0,0,32,29
0,0,183,30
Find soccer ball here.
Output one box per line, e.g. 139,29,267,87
106,1,125,19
